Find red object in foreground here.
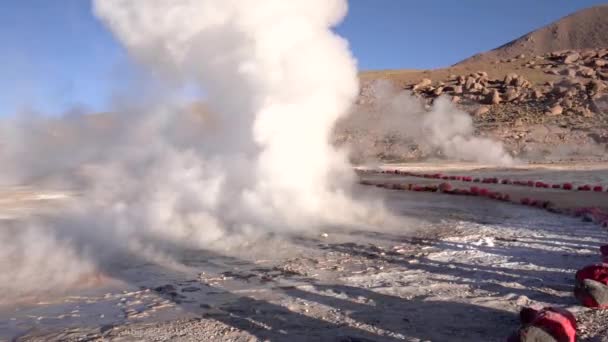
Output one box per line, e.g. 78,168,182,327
563,183,573,190
508,307,576,342
574,263,608,308
593,186,604,192
578,185,592,191
551,184,561,189
521,198,531,205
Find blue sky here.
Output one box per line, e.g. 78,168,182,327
0,0,606,115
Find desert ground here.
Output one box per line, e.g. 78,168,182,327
0,163,607,341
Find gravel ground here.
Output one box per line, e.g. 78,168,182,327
6,169,608,341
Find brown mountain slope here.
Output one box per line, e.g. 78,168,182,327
458,4,608,65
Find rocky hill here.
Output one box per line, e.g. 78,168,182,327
458,4,608,65
335,5,608,164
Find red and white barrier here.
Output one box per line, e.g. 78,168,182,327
362,179,608,229
365,168,607,193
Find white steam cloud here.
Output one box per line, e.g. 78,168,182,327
0,0,386,299
92,0,362,228
342,80,514,165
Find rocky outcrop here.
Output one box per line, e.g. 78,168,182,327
342,47,608,163
400,48,608,124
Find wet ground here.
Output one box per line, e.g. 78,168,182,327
2,163,608,341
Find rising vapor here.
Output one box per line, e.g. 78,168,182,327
342,80,515,165
92,0,364,228
0,0,385,298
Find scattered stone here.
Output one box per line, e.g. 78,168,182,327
486,89,501,104
563,52,581,64
504,88,520,102
578,67,596,78
594,59,607,68
471,82,484,92
551,86,569,96
532,89,543,99
517,78,531,88
582,50,598,59
413,78,432,91
474,106,490,116
547,105,563,116
579,107,594,118
590,97,607,114
561,98,573,108
465,76,477,90
561,68,577,77
504,73,519,85
588,80,606,96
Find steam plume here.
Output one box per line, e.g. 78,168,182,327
93,0,362,228
341,80,515,165
0,0,382,298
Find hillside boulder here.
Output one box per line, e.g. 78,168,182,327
465,76,477,90
547,105,564,116
504,73,519,86
473,106,490,116
563,52,581,64
413,78,432,91
504,88,520,102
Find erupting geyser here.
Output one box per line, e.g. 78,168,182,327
0,0,384,298
93,0,364,228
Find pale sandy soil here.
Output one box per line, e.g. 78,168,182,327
3,164,608,341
